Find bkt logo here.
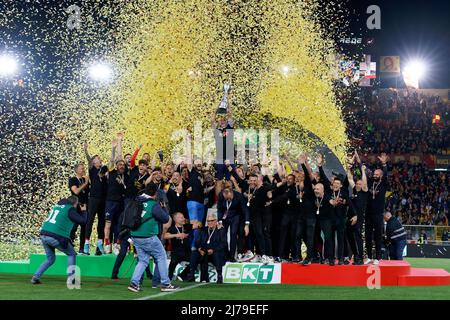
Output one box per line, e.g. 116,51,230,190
224,264,275,283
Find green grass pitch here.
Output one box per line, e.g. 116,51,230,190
0,258,449,300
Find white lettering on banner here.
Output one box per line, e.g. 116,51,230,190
242,267,257,280
259,268,271,280
366,265,381,289
225,266,242,280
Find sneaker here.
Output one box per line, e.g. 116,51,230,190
274,256,282,263
267,256,275,264
302,259,311,266
250,255,261,263
128,283,142,292
261,255,268,265
343,257,350,265
152,284,161,289
329,259,335,266
237,253,243,262
112,243,120,256
373,259,380,265
95,247,102,256
321,259,328,265
31,276,41,284
242,250,254,262
160,284,179,292
364,258,372,265
83,243,90,255
104,244,112,254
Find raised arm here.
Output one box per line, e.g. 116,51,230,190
347,166,356,189
83,142,93,169
108,139,118,169
317,154,331,189
361,164,369,192
115,131,125,161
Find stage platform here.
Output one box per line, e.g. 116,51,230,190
280,260,450,286
0,255,449,286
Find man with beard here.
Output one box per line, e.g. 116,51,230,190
365,153,389,265
104,160,127,255
83,143,108,255
347,161,369,265
296,154,318,266
272,174,301,262
166,171,189,218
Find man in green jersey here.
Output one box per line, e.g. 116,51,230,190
31,196,87,285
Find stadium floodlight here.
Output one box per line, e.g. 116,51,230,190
88,62,113,82
280,65,291,77
402,59,427,89
0,54,18,77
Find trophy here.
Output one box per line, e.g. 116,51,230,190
217,83,231,114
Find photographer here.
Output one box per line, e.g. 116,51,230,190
186,211,227,284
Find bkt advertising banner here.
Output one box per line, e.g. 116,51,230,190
223,263,281,284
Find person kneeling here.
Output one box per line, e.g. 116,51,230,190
186,211,227,284
383,211,407,260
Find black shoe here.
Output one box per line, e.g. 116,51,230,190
329,259,335,266
95,247,102,256
186,274,195,282
291,258,300,263
217,276,223,284
274,257,282,263
321,259,328,265
302,259,311,266
111,275,119,280
128,283,142,292
343,258,350,265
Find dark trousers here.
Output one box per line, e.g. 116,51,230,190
278,211,299,259
296,215,316,260
320,219,334,261
168,249,191,280
86,197,106,240
223,215,244,259
314,220,323,260
334,215,346,261
250,208,272,256
388,239,406,260
262,207,272,256
365,214,383,260
189,250,226,281
70,204,87,251
346,216,364,261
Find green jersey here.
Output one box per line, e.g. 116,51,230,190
41,204,74,239
131,200,159,237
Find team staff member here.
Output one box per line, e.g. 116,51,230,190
84,143,108,255
31,196,87,285
164,212,200,280
104,160,127,254
365,153,389,265
297,155,318,265
217,187,250,262
347,162,369,265
186,159,206,249
384,211,407,260
68,163,90,254
187,211,228,284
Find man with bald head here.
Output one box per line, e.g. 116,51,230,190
365,153,389,265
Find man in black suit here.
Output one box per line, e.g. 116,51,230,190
186,211,228,284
